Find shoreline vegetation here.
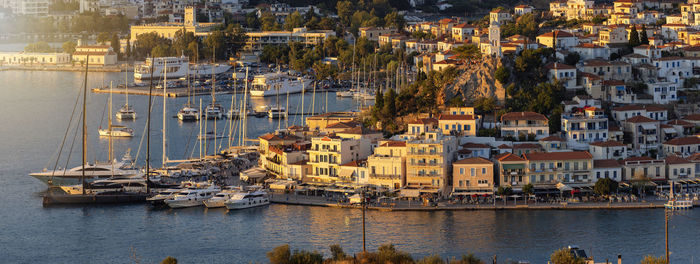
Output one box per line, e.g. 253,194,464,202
157,245,669,264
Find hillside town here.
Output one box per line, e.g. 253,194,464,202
2,0,700,202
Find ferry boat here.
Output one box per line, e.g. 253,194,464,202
268,106,287,119
164,184,221,208
224,190,270,210
133,56,231,80
665,199,693,210
98,125,134,137
29,154,139,186
249,72,312,97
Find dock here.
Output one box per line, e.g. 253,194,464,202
91,85,241,98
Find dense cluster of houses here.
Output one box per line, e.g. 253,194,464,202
256,106,700,198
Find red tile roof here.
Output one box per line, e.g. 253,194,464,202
540,135,566,142
454,157,493,165
538,30,574,38
663,136,700,146
439,114,475,121
594,159,622,168
380,141,406,147
666,155,691,165
408,118,438,125
683,114,700,121
545,62,576,70
501,111,548,121
522,151,592,161
625,115,656,123
590,141,626,147
497,153,525,162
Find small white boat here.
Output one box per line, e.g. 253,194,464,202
225,107,243,119
268,106,287,119
204,187,242,208
197,131,225,140
98,125,134,137
177,106,199,121
665,199,693,210
116,104,137,120
224,190,270,210
165,184,221,208
204,103,224,119
336,90,354,97
249,72,312,97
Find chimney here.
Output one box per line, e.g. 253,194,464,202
618,254,622,264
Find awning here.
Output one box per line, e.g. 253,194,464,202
641,123,656,130
556,182,573,191
502,164,525,170
663,128,676,134
646,135,657,141
338,169,354,179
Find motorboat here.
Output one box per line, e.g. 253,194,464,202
98,125,134,137
204,103,224,119
60,177,149,195
224,190,270,210
336,90,354,97
268,106,287,119
177,106,199,121
665,199,693,210
134,56,231,80
147,188,182,206
116,104,137,120
249,72,312,97
204,187,242,208
29,154,139,186
164,184,221,208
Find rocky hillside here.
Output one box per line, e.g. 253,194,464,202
439,57,506,106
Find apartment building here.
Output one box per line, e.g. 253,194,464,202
589,141,627,160
561,107,609,143
405,131,458,194
522,151,594,187
621,156,666,181
366,141,407,190
622,116,661,152
438,114,479,136
359,27,397,42
500,112,549,139
452,157,494,194
245,27,336,51
307,135,367,183
666,155,695,180
662,136,700,157
495,153,527,188
592,159,622,182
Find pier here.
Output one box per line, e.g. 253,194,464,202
91,85,241,97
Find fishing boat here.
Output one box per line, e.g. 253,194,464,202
164,184,221,208
133,56,231,80
249,72,311,97
98,125,134,137
268,106,287,119
224,190,270,209
203,187,242,208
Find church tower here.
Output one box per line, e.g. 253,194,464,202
488,21,501,57
185,6,197,27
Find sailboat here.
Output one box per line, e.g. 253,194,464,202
116,66,137,120
205,50,224,119
42,57,148,206
99,83,134,137
177,64,199,121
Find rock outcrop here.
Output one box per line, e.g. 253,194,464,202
439,56,506,105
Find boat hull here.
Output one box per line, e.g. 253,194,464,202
98,129,133,137
43,192,147,206
177,113,199,121
203,199,226,208
165,199,205,208
30,173,121,186
116,112,136,120
225,200,270,210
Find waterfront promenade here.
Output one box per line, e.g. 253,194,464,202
269,193,672,211
0,64,125,72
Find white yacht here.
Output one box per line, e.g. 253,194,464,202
116,104,137,120
177,106,199,121
336,90,354,97
205,103,224,119
29,156,139,186
250,72,312,97
147,188,182,206
268,106,287,119
60,177,148,195
224,190,270,210
204,187,242,208
98,125,134,137
134,56,231,80
164,184,221,208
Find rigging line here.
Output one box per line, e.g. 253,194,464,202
62,107,83,177
48,79,83,180
134,92,155,166
98,95,108,129
182,119,197,159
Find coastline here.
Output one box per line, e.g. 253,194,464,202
270,193,672,211
0,64,126,72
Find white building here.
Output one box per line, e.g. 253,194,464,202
589,141,627,160
545,62,578,90
561,107,609,143
592,159,622,182
646,80,678,104
0,52,71,65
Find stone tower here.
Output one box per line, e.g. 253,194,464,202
488,21,501,57
185,6,197,27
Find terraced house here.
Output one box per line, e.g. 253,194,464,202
522,151,594,188
500,112,549,139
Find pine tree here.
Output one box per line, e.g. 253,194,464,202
629,26,640,47
640,25,649,45
374,88,384,110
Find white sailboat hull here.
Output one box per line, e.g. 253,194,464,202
116,112,136,120
98,129,133,137
250,79,311,97
225,198,270,209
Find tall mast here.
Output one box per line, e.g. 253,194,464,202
300,81,305,127
285,89,289,129
81,56,89,195
162,59,167,167
199,98,202,159
228,95,235,149
125,64,129,107
242,67,249,146
146,58,153,194
109,82,113,163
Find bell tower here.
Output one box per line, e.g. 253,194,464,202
488,21,501,57
185,6,197,27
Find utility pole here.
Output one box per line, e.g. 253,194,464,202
665,209,670,264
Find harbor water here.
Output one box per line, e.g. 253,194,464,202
1,70,700,263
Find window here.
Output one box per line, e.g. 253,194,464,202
482,168,486,174
459,168,464,174
471,168,475,176
596,171,600,178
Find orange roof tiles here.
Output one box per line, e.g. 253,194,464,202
523,151,592,161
